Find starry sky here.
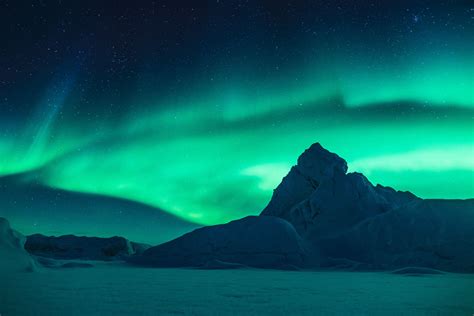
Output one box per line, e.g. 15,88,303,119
0,1,473,242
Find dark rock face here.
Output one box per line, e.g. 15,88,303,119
25,234,150,261
129,216,308,269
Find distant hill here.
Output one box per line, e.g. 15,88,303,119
0,175,199,245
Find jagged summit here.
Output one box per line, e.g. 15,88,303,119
261,143,348,220
261,142,418,239
296,142,348,180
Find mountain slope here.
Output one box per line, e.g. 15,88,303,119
129,216,308,269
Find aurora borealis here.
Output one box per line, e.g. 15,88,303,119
0,1,473,240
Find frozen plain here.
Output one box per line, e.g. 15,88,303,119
1,263,473,316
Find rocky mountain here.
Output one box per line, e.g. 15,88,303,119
261,143,474,271
261,143,418,240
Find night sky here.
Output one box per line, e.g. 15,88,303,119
0,1,473,242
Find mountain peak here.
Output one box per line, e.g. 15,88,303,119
296,142,348,180
260,143,348,219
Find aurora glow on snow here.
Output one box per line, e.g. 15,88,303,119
0,1,472,239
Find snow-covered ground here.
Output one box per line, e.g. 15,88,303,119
1,264,473,315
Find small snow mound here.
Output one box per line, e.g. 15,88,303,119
33,256,95,269
391,267,445,275
60,262,94,269
198,259,247,270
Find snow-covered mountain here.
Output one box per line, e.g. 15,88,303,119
262,143,474,271
262,143,418,239
132,143,474,272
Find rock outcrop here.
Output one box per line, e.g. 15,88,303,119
25,234,150,261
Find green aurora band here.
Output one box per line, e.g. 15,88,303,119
1,50,473,226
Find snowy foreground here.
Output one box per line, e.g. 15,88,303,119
1,264,473,316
